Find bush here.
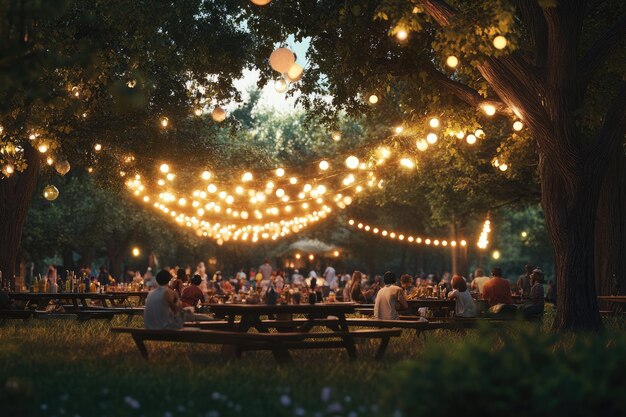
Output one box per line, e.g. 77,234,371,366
383,324,626,417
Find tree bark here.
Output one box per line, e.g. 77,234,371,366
539,155,603,331
0,143,40,289
595,151,626,298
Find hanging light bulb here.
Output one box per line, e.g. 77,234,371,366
55,160,71,176
345,156,359,169
211,107,226,122
4,164,14,175
394,126,404,134
446,55,459,68
242,172,253,182
43,185,59,201
426,133,438,144
160,164,169,173
46,157,54,166
429,118,440,128
493,35,508,50
194,108,203,116
416,140,429,152
286,63,304,82
331,131,341,141
94,143,102,151
160,117,169,127
396,29,408,41
368,94,379,104
269,47,295,73
499,163,508,171
201,171,211,180
38,144,48,153
400,158,415,169
274,78,288,93
474,129,485,138
466,134,477,144
513,121,523,131
275,167,285,177
482,103,497,116
319,160,329,170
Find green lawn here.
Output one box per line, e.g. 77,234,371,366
1,307,624,417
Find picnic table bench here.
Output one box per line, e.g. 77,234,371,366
111,327,402,363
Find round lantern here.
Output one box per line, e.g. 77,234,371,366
55,160,71,176
269,47,295,73
211,107,226,122
285,63,304,82
274,79,288,93
43,185,59,201
251,0,271,5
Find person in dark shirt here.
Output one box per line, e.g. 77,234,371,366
181,275,204,309
483,267,513,307
522,268,545,317
172,268,186,297
517,264,533,298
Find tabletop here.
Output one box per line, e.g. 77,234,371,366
206,302,357,315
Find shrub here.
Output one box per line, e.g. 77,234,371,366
383,324,626,417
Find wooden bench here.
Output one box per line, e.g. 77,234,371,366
344,317,509,337
0,309,34,321
185,317,342,332
111,327,402,363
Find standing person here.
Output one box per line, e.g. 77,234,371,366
482,267,513,307
258,259,273,282
143,270,184,330
291,269,304,287
448,275,477,318
470,268,490,295
517,265,533,298
373,272,408,320
323,265,337,287
195,262,208,294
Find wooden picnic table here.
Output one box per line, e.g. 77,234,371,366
406,299,455,316
6,292,135,310
206,302,357,333
597,296,626,314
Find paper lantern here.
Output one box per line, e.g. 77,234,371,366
513,121,523,131
43,185,59,201
345,156,359,169
269,47,295,73
493,36,507,50
211,107,226,122
55,160,71,176
285,63,303,82
251,0,271,5
368,94,379,104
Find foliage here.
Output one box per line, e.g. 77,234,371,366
384,323,626,417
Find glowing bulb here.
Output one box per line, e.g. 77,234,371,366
396,29,408,41
207,184,217,193
474,129,485,138
513,121,523,131
455,131,465,139
345,156,359,169
178,198,187,206
492,250,501,260
38,144,48,153
166,173,175,181
395,126,404,134
466,134,477,144
46,157,54,165
446,55,459,68
482,103,497,116
211,107,226,122
429,118,440,128
160,117,169,127
275,188,285,198
426,133,438,144
416,140,428,152
201,171,211,180
400,158,415,169
242,172,253,182
493,35,507,50
275,168,285,177
94,143,102,151
194,108,203,116
159,164,169,173
5,164,14,174
319,160,329,170
368,94,379,104
331,131,341,141
499,163,508,171
289,177,297,185
274,79,288,93
521,231,528,238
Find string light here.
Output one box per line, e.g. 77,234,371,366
446,55,459,68
368,94,379,104
396,29,408,41
319,160,329,170
482,103,497,116
513,121,523,131
429,118,440,128
477,218,491,249
426,133,438,144
493,35,507,50
347,219,464,247
331,131,341,141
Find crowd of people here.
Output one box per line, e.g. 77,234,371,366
137,260,553,330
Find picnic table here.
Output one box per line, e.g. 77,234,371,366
597,296,626,314
406,299,455,316
6,292,139,310
206,302,357,333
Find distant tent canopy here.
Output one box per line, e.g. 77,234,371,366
279,239,342,257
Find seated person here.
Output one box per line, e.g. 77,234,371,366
349,271,373,303
373,271,408,320
144,270,184,330
181,275,204,309
482,267,513,307
448,275,477,317
400,274,415,297
521,268,545,317
470,268,490,296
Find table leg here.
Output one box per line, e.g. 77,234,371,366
132,335,149,359
271,346,292,364
375,336,391,360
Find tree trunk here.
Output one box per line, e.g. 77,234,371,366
0,144,40,289
595,150,626,299
540,156,603,331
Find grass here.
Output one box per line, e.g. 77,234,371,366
0,306,623,417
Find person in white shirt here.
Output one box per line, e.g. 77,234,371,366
449,275,477,317
291,269,304,287
258,259,273,282
373,271,408,320
195,262,209,294
324,266,338,291
470,267,490,295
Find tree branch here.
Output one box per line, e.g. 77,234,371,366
515,0,548,67
418,0,456,26
579,14,626,89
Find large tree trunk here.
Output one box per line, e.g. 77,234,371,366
595,150,626,298
540,155,603,331
0,144,40,289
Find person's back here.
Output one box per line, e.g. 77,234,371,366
373,272,407,320
144,270,183,330
259,261,272,281
482,268,513,306
448,275,477,317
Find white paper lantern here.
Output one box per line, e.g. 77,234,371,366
43,185,59,201
269,47,295,73
55,160,71,176
211,107,226,122
274,79,288,93
285,63,304,82
493,36,507,50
